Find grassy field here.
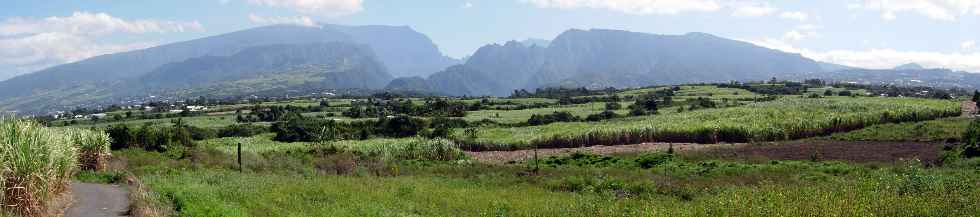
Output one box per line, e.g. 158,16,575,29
454,97,960,150
462,102,633,124
22,83,980,217
120,148,980,217
64,114,250,130
828,117,972,142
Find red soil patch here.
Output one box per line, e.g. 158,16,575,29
963,101,978,117
690,140,944,165
466,143,742,164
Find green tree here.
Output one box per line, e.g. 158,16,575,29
961,119,980,158
605,102,622,110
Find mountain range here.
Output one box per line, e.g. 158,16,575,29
1,24,978,114
0,24,456,113
388,29,824,96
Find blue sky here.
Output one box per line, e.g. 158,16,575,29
1,0,979,80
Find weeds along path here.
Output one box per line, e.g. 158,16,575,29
65,182,130,217
466,143,742,164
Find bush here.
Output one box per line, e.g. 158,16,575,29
66,128,112,171
635,153,674,169
271,118,332,142
629,107,647,116
272,116,448,142
959,119,980,158
528,112,580,126
586,110,620,122
605,102,622,110
377,116,430,138
218,124,268,138
106,124,198,152
185,125,217,141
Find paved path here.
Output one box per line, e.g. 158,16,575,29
65,182,130,217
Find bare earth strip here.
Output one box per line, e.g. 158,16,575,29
962,101,977,117
466,143,743,164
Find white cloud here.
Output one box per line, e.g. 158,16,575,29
732,4,777,17
963,40,977,49
0,12,197,80
0,32,156,80
522,0,722,15
851,0,980,21
462,2,474,9
247,0,364,17
781,25,821,41
779,11,808,21
782,30,806,41
748,38,980,72
0,12,204,37
248,14,319,27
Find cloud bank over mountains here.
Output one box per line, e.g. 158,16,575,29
0,12,204,81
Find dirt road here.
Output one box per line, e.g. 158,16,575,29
962,101,977,117
65,182,130,217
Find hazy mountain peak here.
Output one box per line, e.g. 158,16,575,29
0,24,458,113
683,32,718,38
519,38,551,48
502,40,525,48
819,61,862,72
894,63,925,70
396,28,822,97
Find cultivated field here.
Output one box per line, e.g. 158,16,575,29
6,83,980,217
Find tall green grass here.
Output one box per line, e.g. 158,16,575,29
0,119,78,216
456,97,960,151
65,128,112,171
313,137,465,161
0,119,111,216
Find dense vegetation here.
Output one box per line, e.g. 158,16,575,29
456,97,960,151
12,82,980,217
0,119,110,216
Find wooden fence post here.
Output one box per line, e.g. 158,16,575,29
238,142,243,173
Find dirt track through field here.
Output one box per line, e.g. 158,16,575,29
693,140,944,165
962,101,977,117
466,143,743,164
65,182,130,217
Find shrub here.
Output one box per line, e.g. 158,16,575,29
527,112,580,126
629,107,647,116
635,153,674,169
586,110,620,122
376,116,430,138
66,128,112,171
959,119,980,158
105,124,197,152
605,102,622,110
272,118,330,142
217,124,268,138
